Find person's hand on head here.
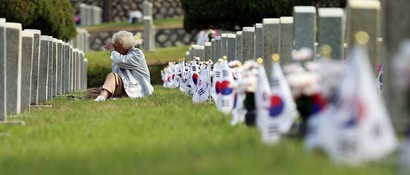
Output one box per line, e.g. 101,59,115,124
105,43,116,51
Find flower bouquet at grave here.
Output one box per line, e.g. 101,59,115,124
282,48,328,136
228,60,248,126
234,60,260,126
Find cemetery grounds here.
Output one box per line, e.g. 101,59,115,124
0,46,397,175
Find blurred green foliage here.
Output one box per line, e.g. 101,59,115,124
180,0,346,32
0,0,77,40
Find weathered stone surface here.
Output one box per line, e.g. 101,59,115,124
21,31,34,112
86,5,93,26
62,43,71,94
0,19,6,119
254,23,263,60
279,17,294,65
190,45,197,59
72,49,78,92
211,39,215,62
24,29,41,105
143,16,156,51
347,0,380,71
262,18,280,83
227,34,236,61
198,45,205,61
56,40,63,95
235,31,243,62
46,38,55,101
204,42,212,61
50,38,57,98
242,27,255,60
39,35,52,102
318,8,344,60
5,23,22,114
221,33,228,58
83,59,88,90
78,51,84,91
143,1,153,17
293,6,316,56
214,36,221,62
94,6,102,24
80,3,88,26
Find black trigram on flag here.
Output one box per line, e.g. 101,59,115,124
192,66,197,72
222,99,229,107
197,88,205,96
215,71,220,78
262,92,269,102
222,70,229,77
268,125,279,135
339,138,357,155
271,77,280,87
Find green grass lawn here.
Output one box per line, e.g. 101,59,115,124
85,45,190,68
0,86,397,175
85,17,184,32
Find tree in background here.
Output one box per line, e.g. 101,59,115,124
180,0,346,32
0,0,77,41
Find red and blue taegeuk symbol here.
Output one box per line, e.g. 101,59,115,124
269,95,284,117
342,99,366,128
310,93,328,115
215,81,233,95
192,73,199,85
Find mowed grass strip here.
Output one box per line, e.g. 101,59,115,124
85,45,190,68
0,86,396,175
85,17,184,32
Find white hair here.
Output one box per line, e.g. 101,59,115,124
112,30,136,50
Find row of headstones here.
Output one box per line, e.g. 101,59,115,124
186,2,381,77
185,1,410,131
70,28,90,53
80,3,103,26
0,18,88,122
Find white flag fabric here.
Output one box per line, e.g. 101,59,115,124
318,45,397,166
179,60,188,93
193,63,211,103
211,61,221,105
161,70,167,87
188,60,200,93
216,59,235,114
230,66,246,126
256,61,298,144
164,65,173,88
305,59,343,151
172,62,181,88
305,105,336,151
270,60,298,133
168,63,177,88
255,62,280,144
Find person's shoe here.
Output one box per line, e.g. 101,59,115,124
94,96,106,102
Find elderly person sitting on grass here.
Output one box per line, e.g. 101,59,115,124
92,30,154,101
